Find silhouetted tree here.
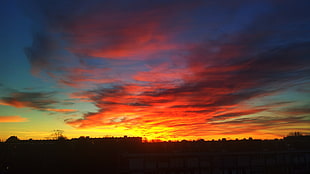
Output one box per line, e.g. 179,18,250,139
5,136,19,143
51,130,67,140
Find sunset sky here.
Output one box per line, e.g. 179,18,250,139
1,0,310,141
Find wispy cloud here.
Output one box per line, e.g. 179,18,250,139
45,108,77,113
0,91,56,109
0,90,76,113
0,116,28,123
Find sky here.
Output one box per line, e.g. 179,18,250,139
0,0,310,141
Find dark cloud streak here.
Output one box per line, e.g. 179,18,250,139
0,91,56,110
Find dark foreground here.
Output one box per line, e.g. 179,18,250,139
1,136,310,174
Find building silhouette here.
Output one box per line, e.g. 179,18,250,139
0,135,309,174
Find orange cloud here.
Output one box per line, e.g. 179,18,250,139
0,116,28,123
66,80,277,140
0,100,30,108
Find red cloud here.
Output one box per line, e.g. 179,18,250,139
0,100,30,108
134,63,188,83
66,79,278,140
60,2,200,60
